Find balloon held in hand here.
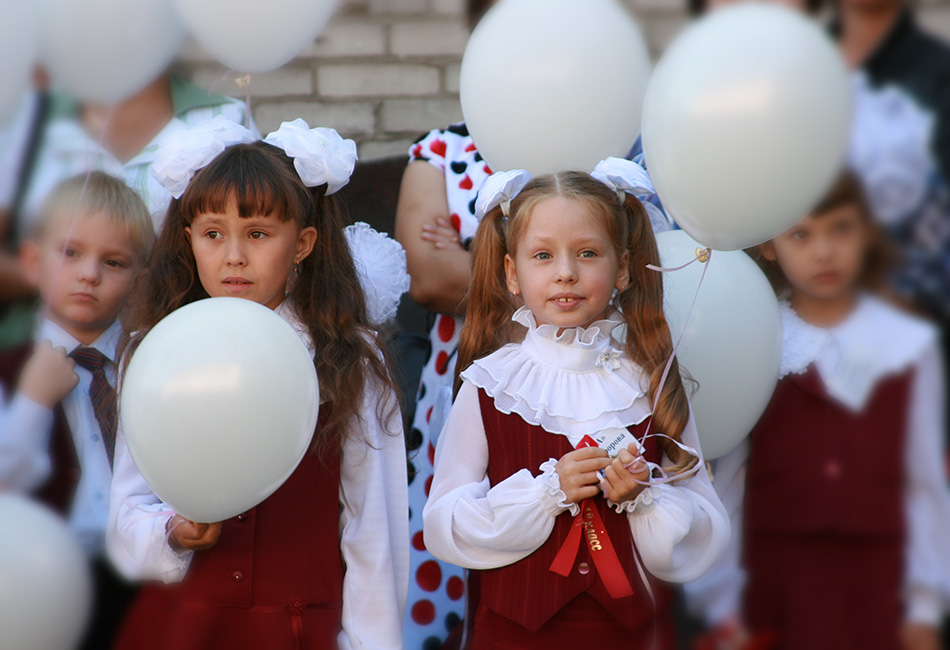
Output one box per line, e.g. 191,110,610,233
121,297,319,523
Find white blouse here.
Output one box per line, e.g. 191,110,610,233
686,295,950,626
106,301,409,650
423,307,730,583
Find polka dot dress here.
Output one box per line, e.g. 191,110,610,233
404,123,492,650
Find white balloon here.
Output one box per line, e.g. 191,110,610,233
657,230,781,459
173,0,340,73
0,495,92,650
460,0,650,175
121,298,319,523
642,4,850,251
0,0,37,124
38,0,185,105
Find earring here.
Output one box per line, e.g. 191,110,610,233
293,260,300,274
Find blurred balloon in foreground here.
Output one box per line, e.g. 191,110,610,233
460,0,650,175
173,0,340,73
121,298,319,523
0,494,92,650
642,4,850,251
0,0,37,124
38,0,185,105
656,230,781,459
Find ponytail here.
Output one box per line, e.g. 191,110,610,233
455,205,516,393
614,195,697,477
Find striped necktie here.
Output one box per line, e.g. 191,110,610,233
69,346,117,469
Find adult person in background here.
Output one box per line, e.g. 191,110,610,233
394,3,495,647
18,71,257,236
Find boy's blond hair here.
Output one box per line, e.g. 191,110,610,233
33,172,155,263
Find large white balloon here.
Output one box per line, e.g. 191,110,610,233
642,4,850,251
173,0,340,74
0,0,37,124
657,230,781,459
121,298,319,523
460,0,650,175
0,495,92,650
38,0,185,105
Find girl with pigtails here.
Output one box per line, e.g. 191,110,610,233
422,159,729,649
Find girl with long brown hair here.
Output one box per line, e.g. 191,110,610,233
423,160,729,649
106,118,408,650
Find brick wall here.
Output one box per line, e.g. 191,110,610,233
179,0,950,161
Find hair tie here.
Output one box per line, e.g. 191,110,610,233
152,115,257,199
474,169,532,223
263,119,357,195
590,157,655,202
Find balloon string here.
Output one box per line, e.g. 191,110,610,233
631,248,713,479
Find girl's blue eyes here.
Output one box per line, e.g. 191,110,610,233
533,250,597,260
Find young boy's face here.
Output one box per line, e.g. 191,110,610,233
22,210,142,343
763,203,868,303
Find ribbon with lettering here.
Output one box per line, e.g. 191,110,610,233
548,436,634,599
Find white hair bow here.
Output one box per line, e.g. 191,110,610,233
263,119,357,195
590,157,655,203
474,169,533,222
152,116,257,199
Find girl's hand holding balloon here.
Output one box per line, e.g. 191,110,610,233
166,516,222,552
601,443,650,504
555,447,611,504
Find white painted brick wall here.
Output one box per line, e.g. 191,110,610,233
319,63,442,97
178,0,950,161
390,20,469,56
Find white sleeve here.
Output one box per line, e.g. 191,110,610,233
337,379,409,650
106,424,192,583
422,380,574,570
903,345,950,624
683,439,748,625
622,413,731,583
0,390,55,491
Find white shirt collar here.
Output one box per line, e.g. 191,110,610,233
779,295,936,411
461,306,652,437
36,317,123,364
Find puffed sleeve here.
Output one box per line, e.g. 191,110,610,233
106,424,193,583
337,375,409,650
422,380,576,570
619,413,730,583
408,128,449,171
903,344,950,624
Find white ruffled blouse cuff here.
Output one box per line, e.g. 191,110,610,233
610,483,662,514
537,459,579,516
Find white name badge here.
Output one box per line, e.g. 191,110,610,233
591,427,641,458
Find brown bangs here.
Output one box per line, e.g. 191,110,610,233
176,141,311,224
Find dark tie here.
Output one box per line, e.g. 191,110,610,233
69,347,117,469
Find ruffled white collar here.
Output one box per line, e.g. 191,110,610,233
461,306,652,437
780,295,935,411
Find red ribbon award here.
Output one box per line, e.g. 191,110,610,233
548,435,634,599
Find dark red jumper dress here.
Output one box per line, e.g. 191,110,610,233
743,365,913,650
470,389,674,650
115,440,344,650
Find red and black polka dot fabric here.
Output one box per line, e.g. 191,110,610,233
404,123,491,650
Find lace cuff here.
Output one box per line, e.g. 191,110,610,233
610,484,661,514
537,459,579,516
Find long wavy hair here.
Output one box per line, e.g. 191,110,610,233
457,172,697,476
121,141,398,457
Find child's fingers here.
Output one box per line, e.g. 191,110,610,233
573,456,611,474
567,447,609,461
571,484,601,502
